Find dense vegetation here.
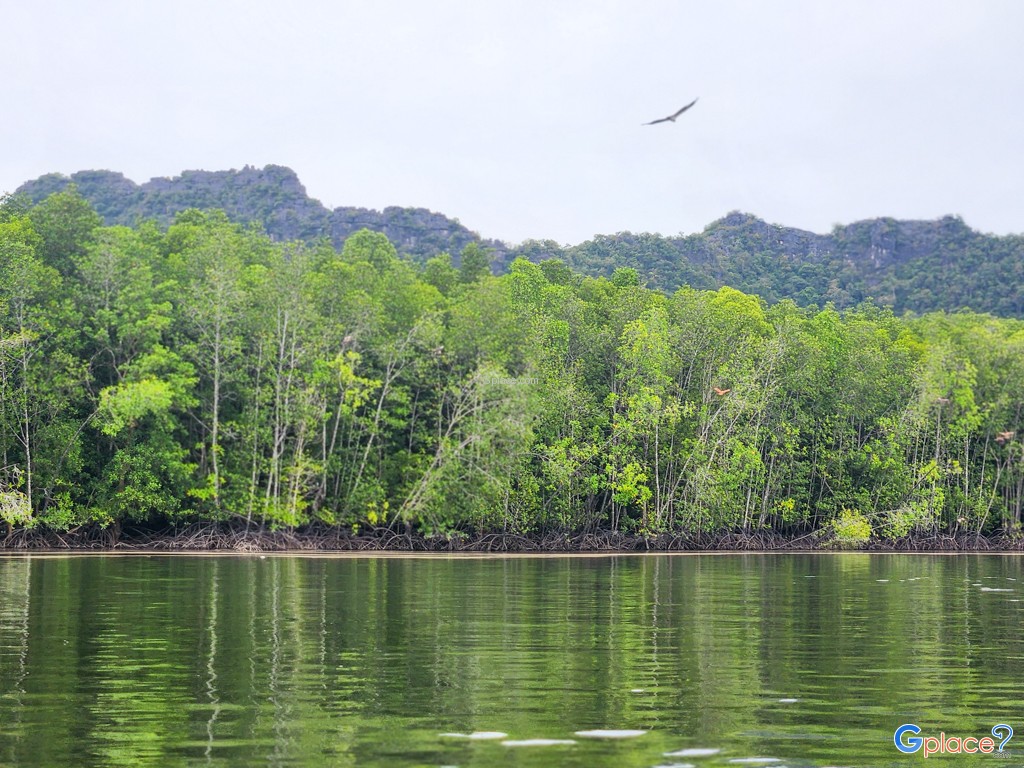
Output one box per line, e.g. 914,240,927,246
543,212,1024,317
2,188,1024,543
17,166,499,264
18,167,1024,317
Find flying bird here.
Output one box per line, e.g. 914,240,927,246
713,387,731,397
643,98,699,126
996,430,1015,444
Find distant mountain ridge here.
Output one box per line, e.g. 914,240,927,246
547,212,1024,316
15,165,1024,316
17,165,501,264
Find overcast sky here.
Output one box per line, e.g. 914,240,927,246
5,0,1023,244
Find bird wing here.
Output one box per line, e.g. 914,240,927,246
643,97,698,125
670,98,699,119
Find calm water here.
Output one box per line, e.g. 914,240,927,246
0,553,1022,767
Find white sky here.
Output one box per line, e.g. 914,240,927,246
4,0,1023,245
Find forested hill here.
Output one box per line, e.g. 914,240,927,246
15,166,1024,316
16,165,501,264
523,213,1024,316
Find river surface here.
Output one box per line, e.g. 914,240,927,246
0,553,1022,767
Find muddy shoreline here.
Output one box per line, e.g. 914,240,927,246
1,523,1022,553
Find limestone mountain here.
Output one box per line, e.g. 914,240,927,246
17,165,503,265
540,212,1024,316
15,165,1024,316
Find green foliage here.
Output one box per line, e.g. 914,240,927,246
0,487,32,529
458,242,492,284
611,267,640,288
4,189,1024,543
97,379,175,437
422,253,458,296
343,228,398,272
26,186,101,277
826,510,873,549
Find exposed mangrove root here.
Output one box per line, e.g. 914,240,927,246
2,522,1023,553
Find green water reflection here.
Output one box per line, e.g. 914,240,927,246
0,554,1022,767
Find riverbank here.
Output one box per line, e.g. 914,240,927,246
2,523,1022,553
